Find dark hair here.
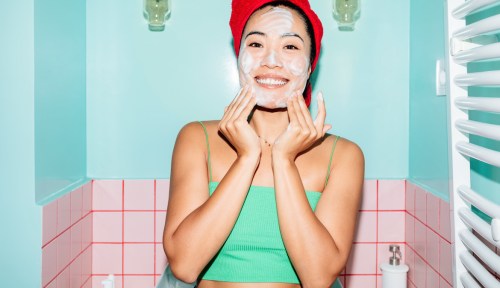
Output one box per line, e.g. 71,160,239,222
250,1,316,65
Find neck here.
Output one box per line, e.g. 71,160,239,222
249,106,290,143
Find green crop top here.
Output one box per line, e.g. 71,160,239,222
197,121,340,284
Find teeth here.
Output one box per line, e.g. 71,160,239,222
256,78,287,86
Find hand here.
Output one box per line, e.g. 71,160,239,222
218,85,261,158
272,91,332,160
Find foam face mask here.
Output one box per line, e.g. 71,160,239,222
237,7,311,108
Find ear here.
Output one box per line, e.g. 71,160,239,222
307,66,312,78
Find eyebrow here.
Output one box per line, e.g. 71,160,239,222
244,31,305,43
281,32,304,43
245,31,266,39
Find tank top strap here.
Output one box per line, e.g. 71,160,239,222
324,135,340,188
198,121,212,183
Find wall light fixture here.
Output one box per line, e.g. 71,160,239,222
332,0,360,31
144,0,171,31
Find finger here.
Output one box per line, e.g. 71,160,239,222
227,85,248,115
230,87,254,121
222,86,244,123
323,124,332,134
287,94,299,126
226,86,245,111
220,86,246,130
292,92,308,131
226,85,249,120
313,92,327,134
297,92,316,133
236,94,257,121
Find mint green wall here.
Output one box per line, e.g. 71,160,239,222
87,0,409,180
35,0,88,204
408,0,450,201
0,1,42,286
467,5,500,207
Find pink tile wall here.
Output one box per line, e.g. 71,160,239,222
88,179,408,288
44,179,449,288
92,180,169,288
405,181,452,288
42,181,93,288
345,180,406,288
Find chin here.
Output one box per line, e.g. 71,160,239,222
256,99,288,109
252,87,292,109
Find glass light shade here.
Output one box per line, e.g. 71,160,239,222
144,0,171,31
332,0,360,31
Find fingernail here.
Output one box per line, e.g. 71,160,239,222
318,92,324,102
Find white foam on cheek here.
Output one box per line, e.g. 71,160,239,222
237,47,259,94
288,55,309,77
238,49,255,75
281,55,309,101
238,35,280,107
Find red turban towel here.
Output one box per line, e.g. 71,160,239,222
230,0,323,107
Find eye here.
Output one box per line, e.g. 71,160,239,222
284,44,299,50
249,42,263,48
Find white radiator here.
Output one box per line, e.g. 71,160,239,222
446,0,500,287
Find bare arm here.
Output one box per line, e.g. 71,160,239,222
163,87,260,282
272,93,364,287
273,140,364,287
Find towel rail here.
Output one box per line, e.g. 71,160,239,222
455,97,500,113
454,71,500,87
455,119,500,141
441,0,500,286
456,141,500,167
453,42,500,64
458,207,500,248
453,0,500,19
460,272,482,288
458,185,500,219
459,252,500,288
453,14,500,40
459,229,500,274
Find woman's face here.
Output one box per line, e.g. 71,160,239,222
238,6,312,109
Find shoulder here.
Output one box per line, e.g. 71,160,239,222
325,134,364,169
176,121,219,140
336,136,364,160
321,135,364,198
174,120,222,152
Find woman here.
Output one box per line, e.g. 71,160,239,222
163,0,364,287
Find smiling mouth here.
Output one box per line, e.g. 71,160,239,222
255,76,289,88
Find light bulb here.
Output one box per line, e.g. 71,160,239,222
144,0,171,31
332,0,360,31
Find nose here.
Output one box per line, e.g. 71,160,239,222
261,48,282,68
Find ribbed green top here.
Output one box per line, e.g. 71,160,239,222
200,182,322,283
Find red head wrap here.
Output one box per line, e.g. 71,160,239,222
230,0,323,107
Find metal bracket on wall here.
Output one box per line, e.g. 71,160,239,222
436,59,447,96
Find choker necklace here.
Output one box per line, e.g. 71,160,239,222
258,136,274,147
